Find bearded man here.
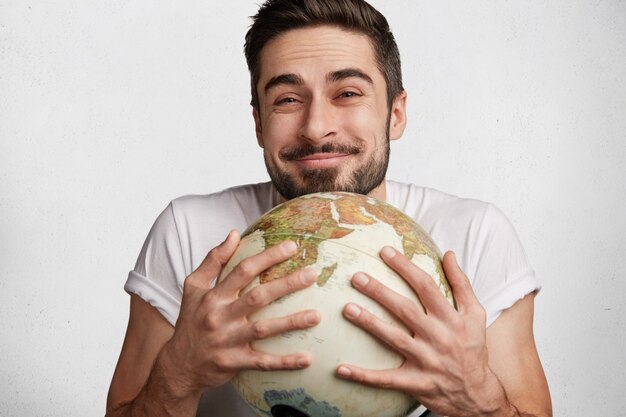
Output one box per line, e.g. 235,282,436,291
106,1,551,416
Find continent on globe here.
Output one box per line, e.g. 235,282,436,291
218,192,455,417
246,192,450,298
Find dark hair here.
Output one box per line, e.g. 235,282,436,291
244,0,403,109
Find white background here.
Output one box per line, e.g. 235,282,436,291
1,1,625,415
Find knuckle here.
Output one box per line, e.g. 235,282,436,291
286,274,301,292
415,275,433,293
203,313,220,331
429,357,446,375
268,244,286,260
201,249,222,272
206,248,220,263
235,259,255,277
378,374,394,389
256,357,272,371
245,289,267,308
398,298,418,321
350,369,365,383
251,321,270,339
436,334,455,356
449,314,465,330
182,277,197,293
290,313,305,330
282,356,296,369
394,333,413,353
397,257,416,274
212,352,232,371
361,313,377,331
366,280,385,299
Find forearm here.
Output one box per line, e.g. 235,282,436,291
106,347,202,417
475,371,551,417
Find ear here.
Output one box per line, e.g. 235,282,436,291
252,107,264,148
388,91,407,141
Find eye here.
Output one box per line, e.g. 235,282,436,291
275,96,299,105
337,91,360,99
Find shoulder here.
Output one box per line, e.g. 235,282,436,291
387,181,537,325
167,182,276,229
386,180,503,231
386,179,529,277
137,182,277,278
170,182,275,213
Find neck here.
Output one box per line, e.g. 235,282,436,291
366,179,387,202
271,179,388,206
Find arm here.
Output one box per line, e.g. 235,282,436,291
336,249,551,417
106,294,176,416
106,231,321,417
484,291,551,417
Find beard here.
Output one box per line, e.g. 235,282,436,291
264,137,390,200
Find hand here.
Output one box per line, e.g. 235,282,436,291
159,230,321,398
336,248,512,417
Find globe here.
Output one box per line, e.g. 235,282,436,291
218,191,454,417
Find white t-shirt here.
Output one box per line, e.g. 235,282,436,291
124,180,540,417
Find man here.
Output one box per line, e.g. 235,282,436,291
106,1,551,416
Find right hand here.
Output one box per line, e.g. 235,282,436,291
158,230,321,397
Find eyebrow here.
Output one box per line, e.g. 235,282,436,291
264,73,304,94
263,68,374,94
327,68,373,85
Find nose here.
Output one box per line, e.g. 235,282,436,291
298,98,337,143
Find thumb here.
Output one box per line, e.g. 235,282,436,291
189,230,241,289
442,251,480,314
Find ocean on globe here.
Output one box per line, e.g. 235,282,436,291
218,192,454,417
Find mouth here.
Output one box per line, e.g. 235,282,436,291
295,152,352,169
281,143,360,170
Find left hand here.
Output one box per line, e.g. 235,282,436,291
336,248,513,417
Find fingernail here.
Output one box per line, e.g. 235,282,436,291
344,303,361,319
301,268,317,284
337,366,351,377
297,357,310,368
304,311,320,325
352,273,368,287
281,240,297,254
380,246,396,259
225,229,236,242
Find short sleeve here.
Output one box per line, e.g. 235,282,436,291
469,204,541,326
124,203,186,326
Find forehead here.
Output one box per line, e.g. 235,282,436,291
257,25,381,84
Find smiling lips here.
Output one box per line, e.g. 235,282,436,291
296,152,352,169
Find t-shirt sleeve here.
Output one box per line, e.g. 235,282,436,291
124,203,186,326
469,204,541,327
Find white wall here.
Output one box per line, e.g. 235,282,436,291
1,1,624,415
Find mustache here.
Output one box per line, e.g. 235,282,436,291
279,142,361,160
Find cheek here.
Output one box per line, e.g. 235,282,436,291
339,105,385,137
261,116,298,150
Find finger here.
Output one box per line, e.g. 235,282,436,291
241,350,313,371
379,246,456,319
219,240,298,294
187,230,241,289
230,268,317,317
336,364,435,396
336,364,405,391
239,308,321,344
351,272,427,333
343,302,426,362
442,251,482,316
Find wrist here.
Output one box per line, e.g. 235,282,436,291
153,341,204,401
115,346,203,417
469,367,517,417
